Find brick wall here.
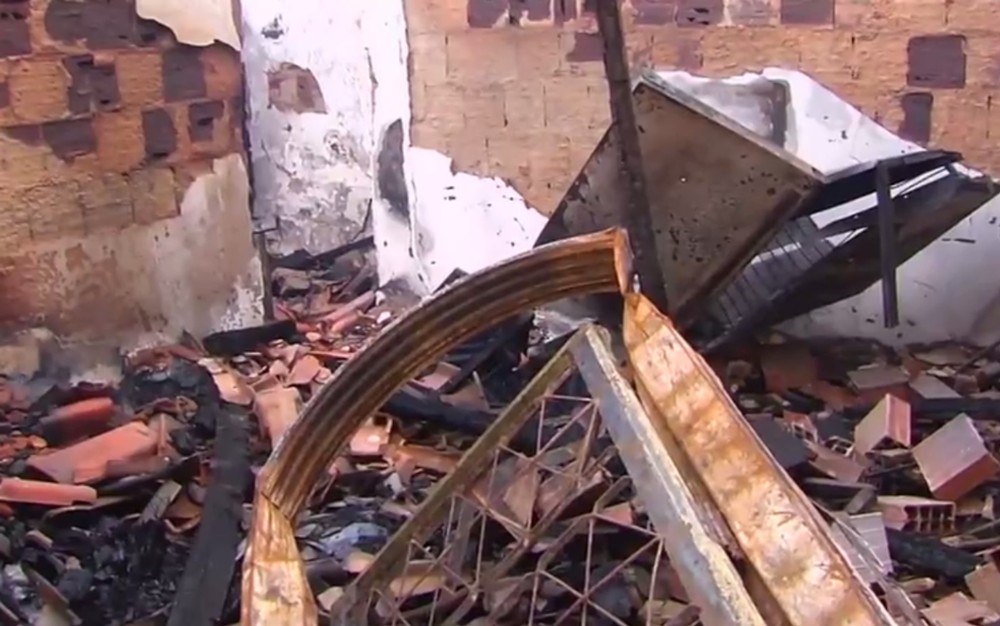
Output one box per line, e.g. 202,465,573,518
406,0,1000,214
0,0,243,243
0,0,247,338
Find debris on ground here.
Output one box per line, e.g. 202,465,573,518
5,40,1000,626
0,240,404,625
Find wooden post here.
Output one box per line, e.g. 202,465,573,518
594,0,670,312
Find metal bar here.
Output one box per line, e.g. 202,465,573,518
623,293,896,626
594,0,669,312
876,161,900,328
570,326,766,626
328,334,580,625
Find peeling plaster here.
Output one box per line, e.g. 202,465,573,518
154,154,263,340
137,0,241,49
242,1,408,256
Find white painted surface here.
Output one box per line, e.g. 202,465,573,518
660,69,1000,346
242,0,545,294
405,148,548,292
137,0,241,49
241,1,402,254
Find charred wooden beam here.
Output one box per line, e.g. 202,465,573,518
594,0,669,312
167,405,250,626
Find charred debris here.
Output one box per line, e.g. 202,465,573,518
3,10,1000,626
1,157,1000,626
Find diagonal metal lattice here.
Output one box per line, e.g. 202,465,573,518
329,332,700,626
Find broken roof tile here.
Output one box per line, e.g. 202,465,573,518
254,386,301,446
287,355,322,387
40,397,116,441
0,478,97,507
348,417,392,457
26,421,160,484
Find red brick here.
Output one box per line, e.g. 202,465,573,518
0,4,31,58
467,0,510,28
142,107,178,160
676,0,723,26
80,173,134,232
8,57,70,122
0,188,32,246
404,0,472,33
513,29,562,79
130,167,179,224
41,118,96,162
116,52,164,107
898,92,933,145
446,30,518,86
780,0,833,25
188,100,225,142
913,415,1000,501
410,32,449,86
161,47,206,102
633,0,677,25
908,34,967,88
94,110,146,171
25,181,85,241
201,45,243,100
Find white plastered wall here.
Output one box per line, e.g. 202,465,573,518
240,0,546,293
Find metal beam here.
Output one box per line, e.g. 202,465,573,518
571,326,766,626
623,292,896,626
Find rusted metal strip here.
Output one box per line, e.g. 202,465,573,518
243,229,632,626
242,491,317,626
327,331,580,625
259,227,632,516
623,293,895,626
570,326,766,626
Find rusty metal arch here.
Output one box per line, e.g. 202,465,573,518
243,229,632,626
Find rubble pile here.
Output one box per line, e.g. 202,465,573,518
726,337,1000,622
4,49,1000,626
3,237,1000,625
0,242,408,625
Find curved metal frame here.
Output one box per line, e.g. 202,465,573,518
243,229,632,626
